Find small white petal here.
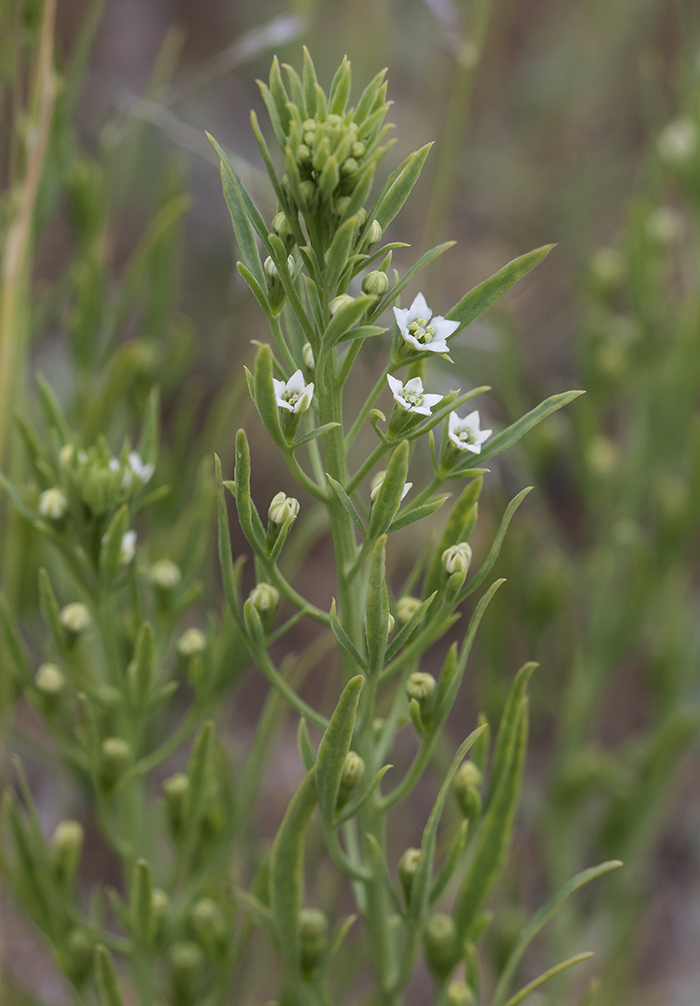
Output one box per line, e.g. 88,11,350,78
407,292,431,323
430,315,460,341
404,377,424,395
387,374,404,398
287,370,306,394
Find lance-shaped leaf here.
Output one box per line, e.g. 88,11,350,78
365,537,390,674
38,568,66,654
99,504,129,582
130,859,153,943
385,592,437,660
186,721,214,834
485,662,537,813
302,46,318,118
326,475,367,537
476,391,584,466
269,768,318,973
292,423,340,450
129,622,154,708
95,946,126,1006
454,695,529,939
446,245,554,333
234,887,276,940
492,860,622,1006
388,495,449,534
374,143,432,229
503,953,594,1006
325,215,358,294
315,675,364,827
257,79,286,149
139,386,160,468
316,914,357,980
460,488,533,600
330,600,367,668
297,718,316,773
368,440,410,538
208,133,271,283
214,454,246,630
430,820,469,906
35,373,71,445
336,764,393,824
355,67,387,123
237,262,271,315
1,595,34,688
253,344,286,449
424,479,482,599
328,55,351,114
233,429,267,554
324,294,377,347
336,324,387,345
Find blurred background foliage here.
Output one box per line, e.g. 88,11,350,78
2,0,700,1003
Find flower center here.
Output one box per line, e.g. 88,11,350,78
403,388,424,407
408,318,436,344
282,389,301,406
457,428,476,444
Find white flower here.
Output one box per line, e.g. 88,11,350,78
39,487,68,521
268,491,300,525
120,530,137,565
387,374,443,416
273,370,314,414
108,456,120,472
393,293,459,354
370,470,413,503
264,255,295,279
127,452,155,484
448,410,492,454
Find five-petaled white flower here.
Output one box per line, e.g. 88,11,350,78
387,374,443,416
393,293,459,354
273,370,315,414
448,410,491,454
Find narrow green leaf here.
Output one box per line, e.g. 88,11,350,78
250,109,286,205
493,861,622,1006
129,622,154,707
269,56,291,137
385,592,436,661
503,953,594,1006
269,768,318,973
237,262,271,315
325,215,358,294
486,662,537,812
38,568,66,653
388,495,449,534
131,859,153,942
99,504,129,582
302,46,318,118
315,675,364,827
324,294,377,346
234,887,276,939
424,479,483,599
282,63,305,111
354,68,387,123
0,596,33,687
253,344,286,449
95,945,126,1006
374,144,432,229
214,454,246,630
336,323,387,344
460,488,533,600
476,391,584,466
368,440,410,538
316,914,357,980
186,721,214,831
446,245,554,332
365,537,390,674
336,764,393,823
430,820,469,906
297,718,316,772
35,373,71,444
292,423,340,450
328,56,352,115
233,429,267,553
329,599,368,669
326,475,367,536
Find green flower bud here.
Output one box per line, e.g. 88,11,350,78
268,491,300,525
38,487,68,521
63,927,93,984
454,761,483,820
163,773,190,836
303,342,315,369
52,820,84,885
299,179,316,205
447,981,476,1006
177,628,206,659
330,294,355,315
407,672,436,710
398,847,421,905
299,907,329,974
297,143,311,163
170,940,203,999
341,157,358,176
249,582,280,632
424,913,461,978
35,663,66,704
442,543,472,575
362,270,389,297
151,888,169,935
60,602,91,641
272,211,294,243
192,898,226,951
149,559,182,592
337,750,365,810
366,219,383,246
334,196,351,218
396,596,421,625
351,141,366,159
100,737,131,790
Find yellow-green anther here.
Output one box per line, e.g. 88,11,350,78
100,738,131,789
60,602,91,637
330,294,355,315
337,750,365,810
150,559,181,592
35,663,65,699
396,596,421,624
299,907,329,974
52,820,84,884
362,270,389,296
38,487,68,521
424,913,461,978
447,981,476,1006
442,542,472,575
398,847,421,905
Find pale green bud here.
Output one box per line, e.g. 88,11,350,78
387,613,395,634
351,141,366,158
272,211,293,242
334,196,351,218
396,596,421,625
442,542,472,575
100,737,131,789
149,559,182,591
268,491,300,525
362,270,389,297
297,142,311,162
424,913,461,978
39,487,68,521
447,981,476,1006
52,820,84,884
398,847,421,905
330,294,355,315
177,627,206,659
60,603,91,641
590,247,624,288
170,940,203,996
299,908,329,974
119,530,137,566
192,898,226,948
407,671,436,709
337,750,365,809
63,927,93,983
454,761,483,820
163,773,189,835
299,179,316,205
151,888,169,928
341,157,358,175
303,342,315,369
35,662,65,699
249,582,280,631
366,219,383,246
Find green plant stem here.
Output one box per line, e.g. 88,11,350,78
345,363,391,449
